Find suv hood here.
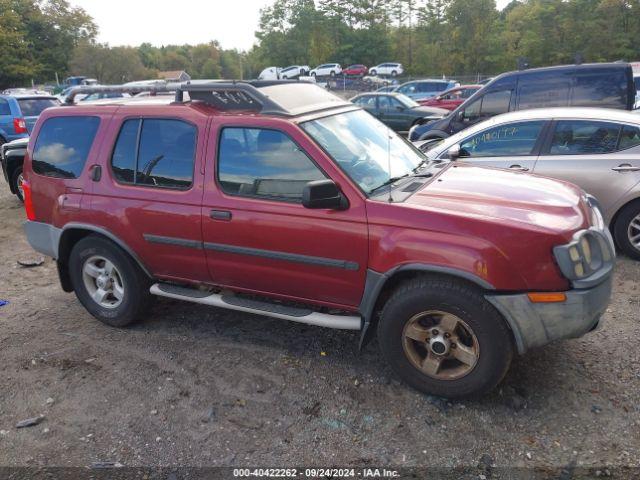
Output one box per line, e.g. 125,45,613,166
405,163,588,235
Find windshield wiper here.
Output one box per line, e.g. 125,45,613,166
370,170,433,195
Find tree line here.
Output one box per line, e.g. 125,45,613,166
1,0,640,89
252,0,640,77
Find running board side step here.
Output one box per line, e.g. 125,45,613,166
150,283,362,330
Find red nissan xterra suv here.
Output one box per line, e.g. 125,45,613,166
21,81,615,398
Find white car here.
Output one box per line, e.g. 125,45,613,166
369,63,404,77
309,63,342,78
280,65,310,79
258,67,282,81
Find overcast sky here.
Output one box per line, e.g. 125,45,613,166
70,0,513,51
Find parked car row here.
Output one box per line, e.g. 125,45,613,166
259,62,405,81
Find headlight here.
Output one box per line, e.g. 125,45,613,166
553,229,614,283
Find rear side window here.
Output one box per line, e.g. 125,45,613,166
0,99,10,115
518,82,570,110
32,116,99,179
110,118,196,189
571,71,628,108
17,98,59,117
619,125,640,150
218,127,325,201
549,120,620,155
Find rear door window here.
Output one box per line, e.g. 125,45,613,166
459,121,545,157
549,121,621,155
32,116,100,179
110,118,196,189
619,125,640,150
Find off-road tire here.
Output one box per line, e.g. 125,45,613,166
11,166,24,202
613,200,640,260
69,235,153,327
377,276,514,398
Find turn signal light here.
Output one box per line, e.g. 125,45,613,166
22,180,36,221
527,292,567,303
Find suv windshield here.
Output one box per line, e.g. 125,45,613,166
17,97,59,116
302,110,426,194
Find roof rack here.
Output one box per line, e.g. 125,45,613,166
63,80,350,117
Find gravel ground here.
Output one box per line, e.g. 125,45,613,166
0,183,639,478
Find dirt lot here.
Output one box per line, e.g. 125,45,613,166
0,183,639,477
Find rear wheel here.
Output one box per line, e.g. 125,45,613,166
330,71,336,77
614,200,640,260
69,235,153,327
370,69,377,76
391,70,398,77
377,276,513,398
11,166,24,202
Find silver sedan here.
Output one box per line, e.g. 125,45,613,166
418,108,640,260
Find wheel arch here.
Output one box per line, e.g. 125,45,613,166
4,150,26,194
57,224,152,292
609,195,640,235
358,264,496,349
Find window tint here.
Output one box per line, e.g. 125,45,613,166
619,125,640,150
480,90,511,117
32,116,99,179
420,82,448,92
571,71,628,108
110,118,196,189
17,98,59,116
461,90,511,124
218,127,325,201
518,82,570,110
460,121,544,157
111,119,139,183
0,99,10,115
549,121,621,155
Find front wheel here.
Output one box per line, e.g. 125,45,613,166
391,70,398,77
69,235,153,327
11,166,24,202
377,276,513,398
613,200,640,260
370,69,377,76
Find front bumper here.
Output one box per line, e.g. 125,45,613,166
485,275,612,354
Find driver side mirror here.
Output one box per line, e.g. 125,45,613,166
302,180,348,210
447,144,461,160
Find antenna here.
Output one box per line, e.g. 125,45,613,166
387,128,393,203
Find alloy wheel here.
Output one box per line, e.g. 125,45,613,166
628,212,640,250
402,310,479,380
82,255,125,309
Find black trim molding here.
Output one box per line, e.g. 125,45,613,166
143,234,359,271
144,234,203,250
204,242,359,271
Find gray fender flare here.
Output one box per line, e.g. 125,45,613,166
357,264,494,349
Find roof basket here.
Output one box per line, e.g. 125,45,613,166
62,80,342,117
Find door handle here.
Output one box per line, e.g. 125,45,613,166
612,164,640,172
210,210,232,221
509,165,529,172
